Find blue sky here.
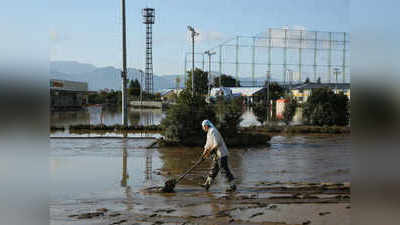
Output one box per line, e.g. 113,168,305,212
50,0,349,75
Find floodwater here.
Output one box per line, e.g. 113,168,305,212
51,106,164,127
50,105,287,137
50,135,350,223
50,105,263,129
50,106,348,224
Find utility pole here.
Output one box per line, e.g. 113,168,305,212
204,50,216,96
121,0,128,127
140,70,143,103
266,71,271,123
333,68,340,94
188,26,199,96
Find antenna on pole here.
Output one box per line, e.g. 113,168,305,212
204,50,216,96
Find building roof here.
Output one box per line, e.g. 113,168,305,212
210,87,232,97
230,87,264,96
160,89,183,96
291,83,350,90
50,79,88,92
160,89,174,96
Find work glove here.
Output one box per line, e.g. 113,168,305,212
202,149,211,159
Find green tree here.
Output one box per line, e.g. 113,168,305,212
304,77,310,84
283,97,298,125
214,97,243,137
161,89,216,144
186,68,209,95
214,74,240,87
253,103,268,125
260,82,285,120
128,79,141,97
303,88,349,126
87,90,122,105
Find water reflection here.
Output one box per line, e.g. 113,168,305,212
145,149,153,185
51,105,304,133
120,139,134,211
51,105,163,127
121,145,129,187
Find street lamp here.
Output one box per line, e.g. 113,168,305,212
187,26,199,95
204,50,216,95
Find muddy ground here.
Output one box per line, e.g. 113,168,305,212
60,182,350,225
50,135,350,225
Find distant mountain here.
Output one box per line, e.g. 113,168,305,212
50,61,97,74
159,74,185,89
50,61,176,91
50,61,271,91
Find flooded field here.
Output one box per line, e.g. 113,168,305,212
50,135,350,224
50,105,304,127
50,106,349,224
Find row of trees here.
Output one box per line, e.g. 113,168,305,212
88,78,161,105
303,88,349,126
253,87,349,126
161,69,350,145
185,68,350,127
185,68,241,95
88,90,122,105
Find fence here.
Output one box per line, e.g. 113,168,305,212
185,28,350,87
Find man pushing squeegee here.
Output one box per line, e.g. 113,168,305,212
162,120,237,193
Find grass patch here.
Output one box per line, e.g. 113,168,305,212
69,124,162,133
240,125,350,134
50,126,65,131
285,125,350,134
158,133,271,148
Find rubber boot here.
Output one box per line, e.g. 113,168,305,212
201,176,214,191
225,180,237,193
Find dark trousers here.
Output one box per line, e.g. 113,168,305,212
208,155,235,182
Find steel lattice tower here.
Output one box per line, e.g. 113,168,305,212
142,8,155,95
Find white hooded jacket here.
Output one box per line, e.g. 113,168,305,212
204,127,229,159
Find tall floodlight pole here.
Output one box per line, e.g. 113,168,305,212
143,8,155,96
188,26,199,95
121,0,128,127
204,50,216,95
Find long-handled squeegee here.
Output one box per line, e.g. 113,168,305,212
162,156,205,193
